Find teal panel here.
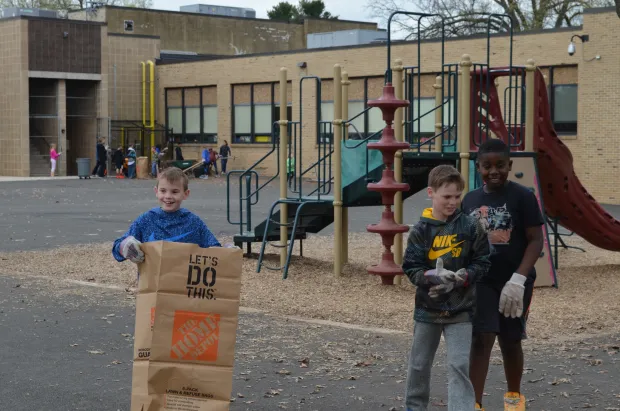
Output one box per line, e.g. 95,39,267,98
469,159,478,191
341,141,384,188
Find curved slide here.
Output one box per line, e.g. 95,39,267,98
532,70,620,252
480,68,620,252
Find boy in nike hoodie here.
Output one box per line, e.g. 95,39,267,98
112,167,220,265
402,165,490,411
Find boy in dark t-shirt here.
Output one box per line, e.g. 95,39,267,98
461,139,544,411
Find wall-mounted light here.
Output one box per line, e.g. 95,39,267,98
297,61,307,69
63,31,69,39
568,34,601,61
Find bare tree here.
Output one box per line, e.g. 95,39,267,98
367,0,615,39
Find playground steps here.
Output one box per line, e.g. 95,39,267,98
234,152,458,248
234,198,334,246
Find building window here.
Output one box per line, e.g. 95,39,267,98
124,20,134,32
232,82,292,144
165,86,218,144
547,66,578,134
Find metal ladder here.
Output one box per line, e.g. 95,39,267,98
256,198,322,279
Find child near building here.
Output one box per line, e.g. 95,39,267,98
126,145,137,179
50,144,61,177
402,164,490,411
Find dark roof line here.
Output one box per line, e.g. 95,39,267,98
69,5,378,27
157,24,583,66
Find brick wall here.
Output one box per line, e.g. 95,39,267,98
28,19,102,74
157,9,620,204
107,34,160,122
568,10,620,203
0,19,29,177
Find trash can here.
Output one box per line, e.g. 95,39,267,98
136,156,149,179
76,158,91,179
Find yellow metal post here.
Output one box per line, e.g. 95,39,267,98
433,75,443,153
393,59,405,285
525,59,536,152
141,62,146,129
333,65,343,276
459,55,472,194
279,68,289,268
147,60,155,162
341,71,350,265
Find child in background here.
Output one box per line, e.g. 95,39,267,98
462,139,544,411
113,146,124,179
402,165,490,411
126,145,137,179
112,167,221,265
50,144,61,177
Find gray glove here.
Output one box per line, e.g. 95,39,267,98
120,236,144,263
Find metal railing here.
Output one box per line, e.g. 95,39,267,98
226,121,281,235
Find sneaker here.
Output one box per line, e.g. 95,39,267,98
504,392,526,411
475,403,485,411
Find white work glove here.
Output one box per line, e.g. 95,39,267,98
424,258,456,285
426,259,457,298
499,273,527,318
120,236,145,263
447,268,469,288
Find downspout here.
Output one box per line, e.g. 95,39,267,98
147,60,155,162
141,61,146,151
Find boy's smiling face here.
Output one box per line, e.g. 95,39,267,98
154,178,189,212
477,152,512,191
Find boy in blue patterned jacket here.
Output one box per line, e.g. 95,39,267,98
402,165,490,411
112,167,220,265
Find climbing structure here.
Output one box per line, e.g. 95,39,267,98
365,84,411,285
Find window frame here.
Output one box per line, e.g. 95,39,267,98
231,81,292,144
165,86,218,144
546,65,578,135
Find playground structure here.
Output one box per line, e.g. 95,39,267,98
226,12,620,287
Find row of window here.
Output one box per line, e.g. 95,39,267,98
165,70,578,145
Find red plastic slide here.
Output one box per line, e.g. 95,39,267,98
532,70,620,251
473,68,620,252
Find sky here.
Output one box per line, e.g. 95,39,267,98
151,0,383,25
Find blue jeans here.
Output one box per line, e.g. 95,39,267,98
128,163,136,179
406,321,474,411
151,161,157,176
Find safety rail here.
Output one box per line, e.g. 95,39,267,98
226,121,281,236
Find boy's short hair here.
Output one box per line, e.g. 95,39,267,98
157,167,189,191
428,165,465,191
477,138,510,159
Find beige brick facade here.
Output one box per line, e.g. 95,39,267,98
0,19,29,177
107,34,160,123
156,8,620,204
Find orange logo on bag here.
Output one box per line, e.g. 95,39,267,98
170,311,221,362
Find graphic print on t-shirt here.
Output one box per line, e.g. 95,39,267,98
469,204,513,245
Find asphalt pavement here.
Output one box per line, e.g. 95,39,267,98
1,273,619,411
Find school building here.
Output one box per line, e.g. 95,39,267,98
0,5,618,205
155,7,620,205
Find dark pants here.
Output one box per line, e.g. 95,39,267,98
221,159,228,174
92,161,106,177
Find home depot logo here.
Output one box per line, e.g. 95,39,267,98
170,311,220,362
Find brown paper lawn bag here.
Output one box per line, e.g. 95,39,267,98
131,241,242,411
